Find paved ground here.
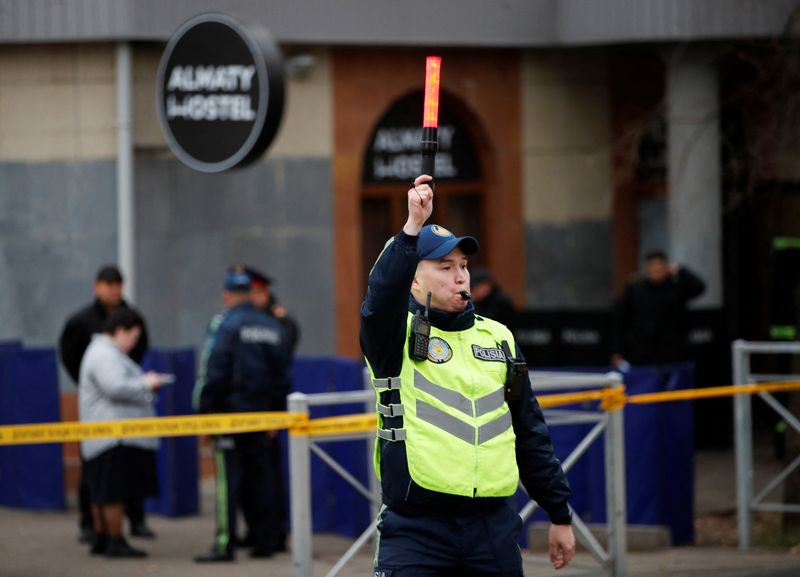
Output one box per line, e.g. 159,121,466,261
1,450,799,577
1,502,799,577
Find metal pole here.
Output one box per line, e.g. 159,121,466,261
115,42,135,301
323,517,380,577
289,393,313,577
733,340,753,550
605,383,627,577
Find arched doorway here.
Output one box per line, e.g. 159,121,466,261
333,48,523,356
360,90,488,288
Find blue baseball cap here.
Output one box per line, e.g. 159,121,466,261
417,224,479,260
223,267,251,291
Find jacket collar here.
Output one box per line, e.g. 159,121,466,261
92,298,130,318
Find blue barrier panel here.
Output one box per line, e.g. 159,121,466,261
657,364,694,544
0,340,22,352
0,347,65,510
610,364,694,545
290,357,371,538
142,348,199,517
526,364,695,546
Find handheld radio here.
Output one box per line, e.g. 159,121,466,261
410,292,432,361
501,340,527,402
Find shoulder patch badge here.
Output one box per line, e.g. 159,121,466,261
427,337,453,363
471,344,506,362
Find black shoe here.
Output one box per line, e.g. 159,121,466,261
78,526,96,544
130,522,156,538
105,536,147,558
194,550,234,562
90,533,109,555
250,547,273,559
270,537,287,553
238,533,254,548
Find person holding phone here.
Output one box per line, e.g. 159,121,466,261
79,308,169,558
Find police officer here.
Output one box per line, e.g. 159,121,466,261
193,267,291,562
360,175,575,575
245,266,301,359
240,265,297,552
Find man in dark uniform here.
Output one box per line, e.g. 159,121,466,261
612,250,706,367
240,265,299,553
244,266,301,358
58,265,154,543
194,267,292,562
361,175,575,576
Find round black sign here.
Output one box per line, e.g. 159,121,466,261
157,13,285,173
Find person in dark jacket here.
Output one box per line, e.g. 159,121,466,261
612,250,706,367
360,175,575,576
470,266,517,331
58,265,154,543
244,265,301,358
194,267,292,562
238,265,298,553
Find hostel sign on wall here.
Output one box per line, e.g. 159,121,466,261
157,13,285,173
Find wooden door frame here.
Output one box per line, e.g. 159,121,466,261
333,48,523,356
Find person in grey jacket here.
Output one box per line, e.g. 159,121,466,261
79,308,168,558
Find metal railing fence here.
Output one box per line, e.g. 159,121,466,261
732,340,800,550
288,370,628,577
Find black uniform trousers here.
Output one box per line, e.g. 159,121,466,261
240,434,287,549
212,432,277,555
375,503,524,577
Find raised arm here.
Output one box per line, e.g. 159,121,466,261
673,265,706,301
359,176,433,377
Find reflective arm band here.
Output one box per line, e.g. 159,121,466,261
377,403,405,417
372,377,401,390
376,427,406,442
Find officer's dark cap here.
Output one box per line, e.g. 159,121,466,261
243,266,272,287
95,265,123,284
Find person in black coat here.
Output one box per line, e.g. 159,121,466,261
469,266,517,331
612,250,706,367
58,265,154,543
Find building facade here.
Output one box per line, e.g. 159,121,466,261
1,0,799,362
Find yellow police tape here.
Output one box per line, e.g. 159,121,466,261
291,414,378,438
0,412,306,446
536,380,800,412
2,380,800,444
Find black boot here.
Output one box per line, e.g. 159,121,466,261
78,526,96,545
194,548,234,562
105,536,147,558
271,534,288,553
250,546,273,558
90,533,109,555
130,521,156,538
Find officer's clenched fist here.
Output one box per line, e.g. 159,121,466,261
403,175,434,236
